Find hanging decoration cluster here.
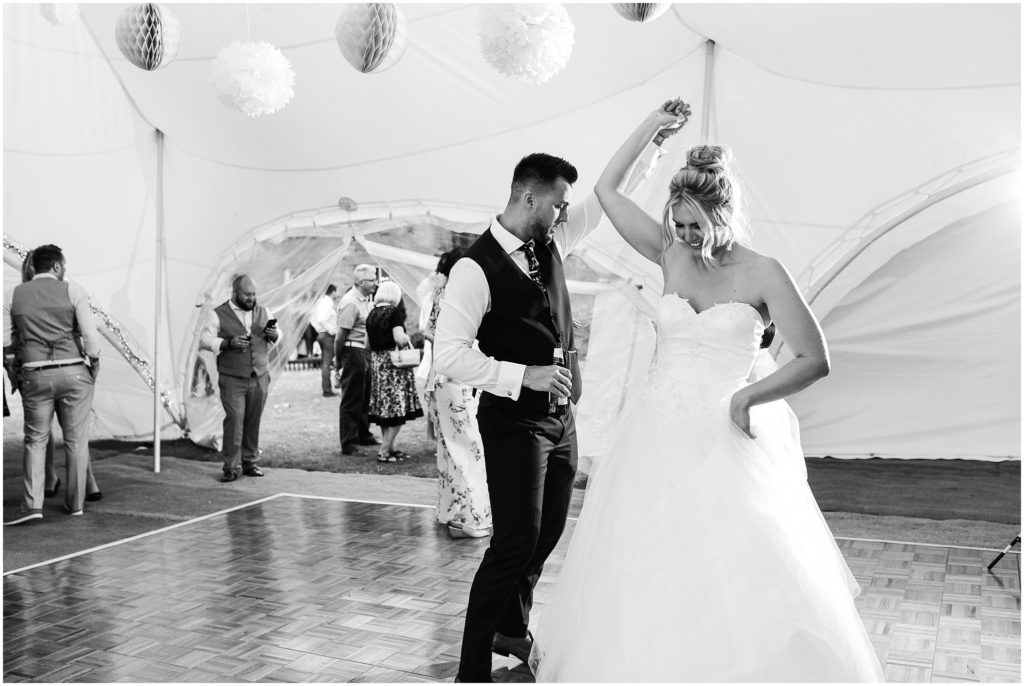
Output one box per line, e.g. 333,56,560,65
335,3,408,74
611,3,670,23
38,3,80,27
479,4,575,85
114,3,182,71
209,41,296,117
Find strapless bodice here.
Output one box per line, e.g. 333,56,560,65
642,293,766,415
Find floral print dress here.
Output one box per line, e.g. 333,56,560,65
424,286,492,534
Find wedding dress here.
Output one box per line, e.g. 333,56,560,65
530,293,884,682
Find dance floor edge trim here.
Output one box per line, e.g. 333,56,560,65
3,492,1018,577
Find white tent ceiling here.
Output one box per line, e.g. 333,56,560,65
3,2,1020,460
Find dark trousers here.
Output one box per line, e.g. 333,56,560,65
457,407,577,682
316,332,336,393
218,372,269,474
338,346,372,449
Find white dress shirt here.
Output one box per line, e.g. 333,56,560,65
199,300,276,353
433,143,665,400
310,294,338,335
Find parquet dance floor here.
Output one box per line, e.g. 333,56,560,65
3,494,1020,683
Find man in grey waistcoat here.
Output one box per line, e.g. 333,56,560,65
6,244,102,525
200,274,279,482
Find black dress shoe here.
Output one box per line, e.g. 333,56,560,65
322,391,338,397
492,630,533,663
341,444,360,455
357,436,381,446
221,471,239,482
85,491,103,502
242,465,265,477
44,477,61,498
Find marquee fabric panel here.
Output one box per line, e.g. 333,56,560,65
2,3,1019,461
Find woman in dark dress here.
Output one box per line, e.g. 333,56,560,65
365,280,423,462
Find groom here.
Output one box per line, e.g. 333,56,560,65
433,153,581,682
434,122,678,682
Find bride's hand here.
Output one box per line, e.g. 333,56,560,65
653,98,691,144
729,391,756,439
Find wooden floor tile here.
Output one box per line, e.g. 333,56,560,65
3,495,1020,683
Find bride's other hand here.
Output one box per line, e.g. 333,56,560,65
729,390,756,439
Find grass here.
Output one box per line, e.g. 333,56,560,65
85,367,1020,525
93,368,440,478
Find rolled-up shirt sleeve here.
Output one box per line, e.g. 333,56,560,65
68,282,103,358
557,141,666,257
432,258,526,400
199,309,223,354
623,143,666,196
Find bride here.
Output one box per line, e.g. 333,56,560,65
529,100,885,682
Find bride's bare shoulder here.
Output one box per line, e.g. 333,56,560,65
725,244,770,266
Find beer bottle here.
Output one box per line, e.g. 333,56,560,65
549,346,569,417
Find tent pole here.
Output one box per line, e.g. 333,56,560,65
701,40,715,143
154,129,164,473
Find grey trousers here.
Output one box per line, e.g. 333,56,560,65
20,364,95,513
218,372,269,474
317,332,336,394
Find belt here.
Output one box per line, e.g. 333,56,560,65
343,342,366,349
24,361,85,372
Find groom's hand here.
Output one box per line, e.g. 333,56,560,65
523,365,572,398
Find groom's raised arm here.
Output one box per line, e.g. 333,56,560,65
555,128,673,258
432,258,527,400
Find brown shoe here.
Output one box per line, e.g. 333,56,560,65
492,630,533,663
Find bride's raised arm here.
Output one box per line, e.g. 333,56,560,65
595,99,691,263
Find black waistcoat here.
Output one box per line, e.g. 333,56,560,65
464,229,582,417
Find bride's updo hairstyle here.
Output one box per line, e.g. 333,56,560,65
661,144,746,269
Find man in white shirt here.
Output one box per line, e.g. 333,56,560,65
199,274,279,482
435,116,680,681
6,244,103,524
310,284,340,397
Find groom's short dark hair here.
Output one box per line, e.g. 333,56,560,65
511,153,578,198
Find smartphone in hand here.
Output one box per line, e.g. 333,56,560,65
265,318,278,329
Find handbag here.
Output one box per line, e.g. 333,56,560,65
389,345,422,369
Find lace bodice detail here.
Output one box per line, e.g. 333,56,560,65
642,294,766,417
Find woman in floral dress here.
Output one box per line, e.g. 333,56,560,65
423,250,492,538
366,281,423,463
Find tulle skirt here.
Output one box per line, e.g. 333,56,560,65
529,388,885,682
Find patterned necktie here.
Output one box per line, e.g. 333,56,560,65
520,241,545,289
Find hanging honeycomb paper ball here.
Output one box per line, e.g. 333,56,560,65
335,3,408,74
38,3,80,27
479,4,575,85
209,41,296,117
114,3,182,71
611,3,671,23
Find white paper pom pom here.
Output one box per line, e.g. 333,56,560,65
114,3,183,71
479,4,575,85
38,3,80,26
611,3,670,23
209,41,296,117
335,3,408,74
